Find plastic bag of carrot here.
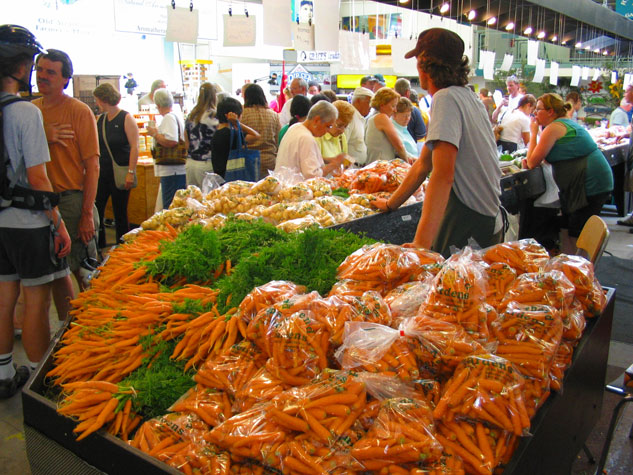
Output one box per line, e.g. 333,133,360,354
232,367,289,413
383,278,433,327
335,322,421,382
482,239,550,275
498,271,576,314
543,253,607,317
483,262,517,311
168,385,233,428
433,354,531,437
237,281,307,323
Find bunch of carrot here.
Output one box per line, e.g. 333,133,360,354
482,239,550,274
433,354,531,437
351,397,443,470
194,341,266,395
57,381,139,441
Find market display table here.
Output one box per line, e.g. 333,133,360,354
21,289,615,475
331,167,546,243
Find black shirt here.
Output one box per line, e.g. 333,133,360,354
210,126,245,177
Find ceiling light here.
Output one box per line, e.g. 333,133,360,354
551,35,557,42
575,42,582,48
505,22,515,31
594,48,600,53
398,0,408,3
524,26,533,35
602,50,609,56
537,31,545,39
585,45,591,50
467,10,476,21
561,40,567,45
487,17,497,26
440,3,450,14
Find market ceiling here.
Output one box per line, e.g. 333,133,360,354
375,0,633,54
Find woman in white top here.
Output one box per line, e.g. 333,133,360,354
498,94,536,153
365,87,418,163
146,88,186,209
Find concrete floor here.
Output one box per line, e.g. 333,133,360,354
1,218,632,474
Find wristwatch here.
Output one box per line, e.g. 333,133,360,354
127,169,135,174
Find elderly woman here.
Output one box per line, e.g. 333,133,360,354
146,88,186,209
274,101,346,179
315,100,355,161
241,83,281,177
93,83,139,248
525,93,613,253
365,87,417,163
391,97,419,158
498,94,536,152
185,82,218,188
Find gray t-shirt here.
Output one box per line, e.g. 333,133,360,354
0,93,51,228
425,86,501,217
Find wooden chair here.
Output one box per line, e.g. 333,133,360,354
576,215,610,265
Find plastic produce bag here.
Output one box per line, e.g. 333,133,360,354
238,281,307,323
232,367,289,413
168,385,233,428
277,182,314,202
384,278,433,326
201,172,225,195
304,176,335,197
491,302,563,382
335,322,420,381
249,175,282,196
498,270,576,314
169,185,204,209
276,215,320,232
482,239,550,274
315,195,356,224
484,262,517,310
543,253,606,317
433,354,530,437
351,397,443,470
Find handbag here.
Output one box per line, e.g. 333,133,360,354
551,154,589,214
224,121,261,183
493,124,503,142
152,113,188,165
100,114,137,190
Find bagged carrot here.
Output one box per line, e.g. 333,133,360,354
238,281,307,323
543,254,606,317
549,341,575,393
328,278,389,298
336,243,444,292
417,248,493,342
130,412,208,455
333,291,393,336
498,270,576,314
168,385,233,428
335,322,420,382
483,262,517,310
491,302,563,382
281,433,366,474
434,420,515,475
383,278,433,327
232,367,289,413
482,239,550,274
433,354,530,437
562,300,586,342
194,340,267,395
351,397,443,470
404,314,487,379
355,371,437,408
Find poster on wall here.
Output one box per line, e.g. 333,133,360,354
166,6,199,43
294,23,315,50
223,14,256,47
341,14,402,40
616,0,633,19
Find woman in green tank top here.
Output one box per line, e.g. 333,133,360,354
525,93,613,254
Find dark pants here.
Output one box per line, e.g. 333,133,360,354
160,174,186,209
497,140,518,153
95,167,130,248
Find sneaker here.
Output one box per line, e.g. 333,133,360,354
617,214,633,227
0,365,30,399
14,328,22,338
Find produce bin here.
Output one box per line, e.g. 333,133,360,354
22,289,615,474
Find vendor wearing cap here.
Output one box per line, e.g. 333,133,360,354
374,28,502,257
346,87,374,164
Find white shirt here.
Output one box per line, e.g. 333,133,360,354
279,98,293,126
154,112,186,177
345,109,367,164
274,123,324,179
499,109,530,146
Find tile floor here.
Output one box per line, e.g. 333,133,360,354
1,218,632,474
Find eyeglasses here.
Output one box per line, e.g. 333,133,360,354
327,122,346,131
535,107,547,112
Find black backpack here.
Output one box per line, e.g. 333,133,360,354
0,95,59,212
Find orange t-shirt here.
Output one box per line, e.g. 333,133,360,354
33,95,99,192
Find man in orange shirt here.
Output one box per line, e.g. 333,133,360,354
33,49,99,320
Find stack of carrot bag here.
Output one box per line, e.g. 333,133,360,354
49,239,607,474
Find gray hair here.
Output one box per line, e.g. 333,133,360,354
506,75,519,85
291,77,308,93
150,79,166,93
153,88,173,108
307,100,337,122
394,78,411,96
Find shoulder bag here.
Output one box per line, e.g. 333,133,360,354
152,114,188,165
100,114,137,190
550,154,589,214
224,121,261,183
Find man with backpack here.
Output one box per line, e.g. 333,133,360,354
0,25,71,398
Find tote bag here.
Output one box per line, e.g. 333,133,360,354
152,114,188,165
224,122,260,183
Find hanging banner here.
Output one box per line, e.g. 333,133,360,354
549,61,559,86
481,51,495,80
571,66,581,87
223,15,256,47
392,37,418,76
338,30,369,71
165,7,199,43
297,51,340,63
294,23,315,51
527,40,538,66
263,0,292,46
612,71,618,83
314,0,339,52
500,54,514,72
533,59,546,83
592,69,602,81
